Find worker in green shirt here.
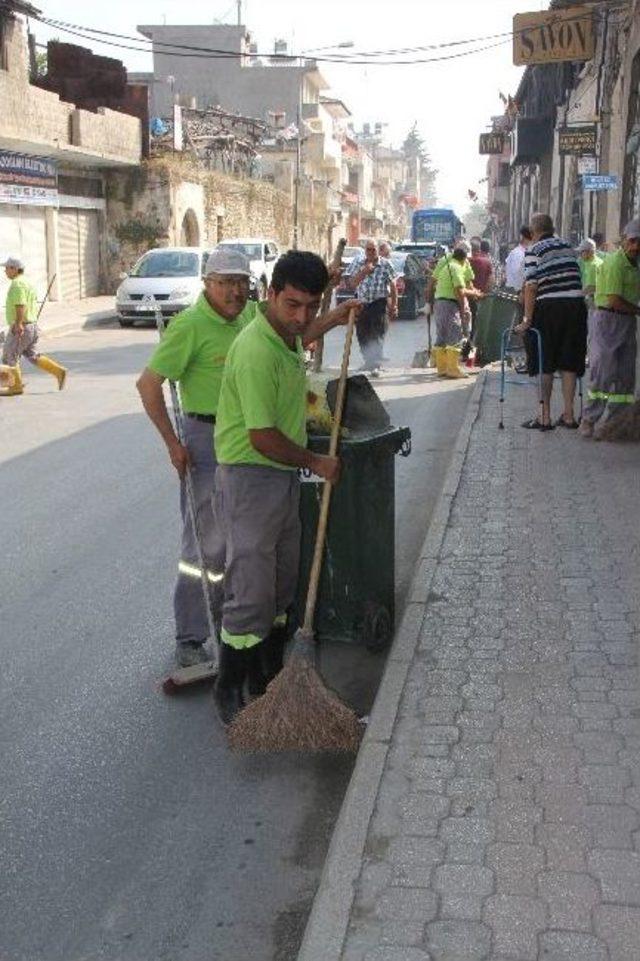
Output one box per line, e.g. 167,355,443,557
211,250,361,725
579,219,640,439
577,238,603,315
1,256,67,396
136,248,257,667
426,245,481,378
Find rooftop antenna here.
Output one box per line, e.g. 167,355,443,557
237,0,242,25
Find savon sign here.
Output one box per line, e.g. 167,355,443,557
513,6,595,66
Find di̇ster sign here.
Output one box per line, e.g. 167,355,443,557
513,6,595,66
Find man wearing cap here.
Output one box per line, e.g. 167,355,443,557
136,248,257,667
578,220,640,439
1,256,67,396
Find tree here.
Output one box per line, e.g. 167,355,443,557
402,122,438,206
464,200,490,238
35,50,48,77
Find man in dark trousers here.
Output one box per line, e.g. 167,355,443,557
345,238,397,375
516,213,587,431
212,251,360,724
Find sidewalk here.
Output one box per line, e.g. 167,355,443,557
299,369,640,961
36,296,115,338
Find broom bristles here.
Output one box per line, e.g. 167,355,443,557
594,401,640,442
227,654,362,753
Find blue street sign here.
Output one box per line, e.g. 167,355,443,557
582,174,619,191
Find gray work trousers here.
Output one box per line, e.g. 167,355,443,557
174,416,224,644
214,465,301,648
2,323,40,365
433,300,463,346
583,309,637,426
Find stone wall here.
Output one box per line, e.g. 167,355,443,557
104,158,332,291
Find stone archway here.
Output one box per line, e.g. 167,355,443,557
180,208,200,246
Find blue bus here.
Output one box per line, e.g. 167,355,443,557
411,208,464,247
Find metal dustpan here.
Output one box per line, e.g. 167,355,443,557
326,374,390,434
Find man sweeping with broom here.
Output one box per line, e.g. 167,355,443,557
212,250,361,727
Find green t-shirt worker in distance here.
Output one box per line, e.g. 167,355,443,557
577,238,603,307
211,250,361,726
579,218,640,439
136,247,256,669
1,256,67,395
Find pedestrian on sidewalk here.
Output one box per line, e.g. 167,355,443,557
345,238,397,374
515,213,587,431
469,240,494,338
578,219,640,440
1,257,67,396
504,226,532,293
136,248,256,668
211,251,360,724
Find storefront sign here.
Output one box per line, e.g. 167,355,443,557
513,7,595,66
0,151,58,206
582,174,619,192
479,132,506,155
559,124,597,156
577,156,597,175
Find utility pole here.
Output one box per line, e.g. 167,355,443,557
292,67,302,250
237,1,242,26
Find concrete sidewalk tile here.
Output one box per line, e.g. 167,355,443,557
594,904,640,961
433,863,494,920
425,919,492,961
483,894,547,959
535,822,590,872
588,848,640,905
537,871,600,931
487,843,545,895
537,931,608,961
374,887,437,923
585,804,639,849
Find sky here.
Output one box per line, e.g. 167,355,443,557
32,0,551,215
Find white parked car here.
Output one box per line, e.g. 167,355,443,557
214,238,280,298
115,247,209,327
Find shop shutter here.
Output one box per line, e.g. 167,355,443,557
0,205,49,317
78,210,100,297
58,208,81,301
19,207,48,300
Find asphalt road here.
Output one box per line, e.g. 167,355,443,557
0,314,472,961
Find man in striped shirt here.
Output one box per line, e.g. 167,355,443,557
515,213,587,430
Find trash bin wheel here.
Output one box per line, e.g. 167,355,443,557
362,604,392,652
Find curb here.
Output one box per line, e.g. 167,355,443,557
296,370,487,961
38,313,117,340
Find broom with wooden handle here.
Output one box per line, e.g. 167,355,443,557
228,307,362,753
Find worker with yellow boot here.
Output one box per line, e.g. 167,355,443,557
426,244,483,378
1,257,67,395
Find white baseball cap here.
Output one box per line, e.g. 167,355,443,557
2,256,25,270
205,248,251,277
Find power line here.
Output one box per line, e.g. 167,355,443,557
33,6,625,68
35,16,512,66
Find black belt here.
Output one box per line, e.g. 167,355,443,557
435,298,458,304
184,412,216,424
597,307,627,315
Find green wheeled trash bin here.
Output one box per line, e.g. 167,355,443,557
474,290,519,365
295,425,412,651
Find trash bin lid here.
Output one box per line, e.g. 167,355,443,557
326,374,391,434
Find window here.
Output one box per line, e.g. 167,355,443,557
0,16,8,71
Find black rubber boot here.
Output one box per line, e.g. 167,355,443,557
260,624,288,685
213,643,246,726
246,644,267,699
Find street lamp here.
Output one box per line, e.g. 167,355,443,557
292,41,354,250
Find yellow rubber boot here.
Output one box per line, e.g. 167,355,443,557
0,364,23,395
36,355,67,390
445,346,469,379
432,346,448,376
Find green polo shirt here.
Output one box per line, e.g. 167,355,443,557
5,276,38,325
594,249,640,309
433,257,466,300
215,304,307,470
147,293,256,415
579,254,603,290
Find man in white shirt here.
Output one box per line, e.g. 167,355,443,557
505,226,533,291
